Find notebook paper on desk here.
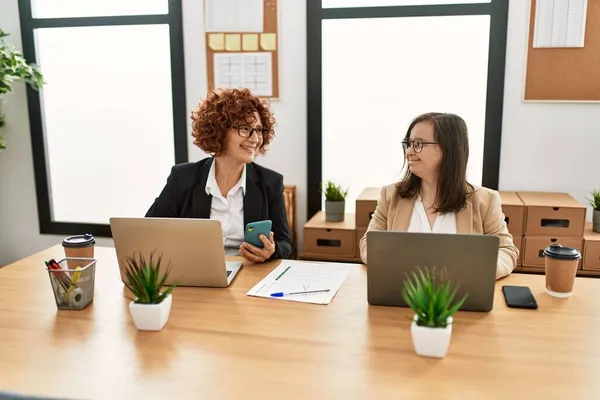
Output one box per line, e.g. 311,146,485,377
247,260,352,305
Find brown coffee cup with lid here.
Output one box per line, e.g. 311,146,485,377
543,244,581,298
63,234,95,268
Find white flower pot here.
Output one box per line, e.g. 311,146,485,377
410,314,453,358
129,294,172,331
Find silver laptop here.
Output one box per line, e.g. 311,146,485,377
366,231,499,312
109,217,242,287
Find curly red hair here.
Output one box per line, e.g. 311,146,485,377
191,88,275,156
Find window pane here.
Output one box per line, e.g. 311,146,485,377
36,25,175,224
31,0,168,18
323,0,490,8
322,15,490,212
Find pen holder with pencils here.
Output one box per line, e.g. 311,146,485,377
46,257,97,310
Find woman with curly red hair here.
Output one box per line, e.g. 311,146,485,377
146,88,292,262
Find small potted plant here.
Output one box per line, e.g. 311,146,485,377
320,180,348,222
121,251,177,331
588,189,600,233
0,29,45,151
402,267,468,358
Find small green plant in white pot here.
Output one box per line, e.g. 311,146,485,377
402,267,468,358
121,251,177,331
588,189,600,233
320,180,348,222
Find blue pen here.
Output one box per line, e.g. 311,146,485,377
270,289,331,297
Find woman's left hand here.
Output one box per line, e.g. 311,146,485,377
240,232,276,263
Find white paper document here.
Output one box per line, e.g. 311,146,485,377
247,260,353,305
213,52,273,96
205,0,264,33
533,0,588,48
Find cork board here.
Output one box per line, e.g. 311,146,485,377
524,0,600,102
204,0,279,98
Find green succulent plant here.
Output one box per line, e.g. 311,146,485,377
402,266,468,328
320,180,348,202
588,189,600,211
121,251,176,304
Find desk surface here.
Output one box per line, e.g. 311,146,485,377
1,246,599,399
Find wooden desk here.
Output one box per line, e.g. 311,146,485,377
1,246,600,399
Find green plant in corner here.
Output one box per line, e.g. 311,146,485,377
121,251,177,304
587,188,600,211
401,266,468,328
0,28,45,150
320,180,348,202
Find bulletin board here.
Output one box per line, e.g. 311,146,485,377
204,0,279,98
524,0,600,102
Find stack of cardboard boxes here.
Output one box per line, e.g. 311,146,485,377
300,187,380,263
583,223,600,274
516,192,586,272
301,187,600,276
500,191,600,276
301,211,360,262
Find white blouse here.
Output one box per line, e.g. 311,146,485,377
205,162,246,255
407,195,457,234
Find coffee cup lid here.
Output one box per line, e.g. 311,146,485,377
62,233,95,248
542,244,581,260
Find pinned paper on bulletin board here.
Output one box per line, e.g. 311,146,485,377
204,0,279,98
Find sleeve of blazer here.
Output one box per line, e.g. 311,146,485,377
145,166,180,217
268,175,293,260
359,186,390,265
483,190,519,279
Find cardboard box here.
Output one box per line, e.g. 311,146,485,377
583,224,600,271
518,192,586,237
522,236,583,268
356,227,367,258
303,211,356,258
499,191,526,235
514,235,523,266
356,187,380,228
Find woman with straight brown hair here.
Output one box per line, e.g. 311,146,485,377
359,112,518,279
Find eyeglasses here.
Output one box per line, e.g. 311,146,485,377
401,137,438,153
233,125,270,139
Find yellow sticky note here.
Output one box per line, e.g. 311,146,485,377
225,34,241,51
242,34,259,51
208,33,225,51
260,33,277,51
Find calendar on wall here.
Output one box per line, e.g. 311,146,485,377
204,0,279,98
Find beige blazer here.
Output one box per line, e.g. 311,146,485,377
359,184,519,279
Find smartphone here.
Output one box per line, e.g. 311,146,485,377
502,285,538,309
245,220,272,248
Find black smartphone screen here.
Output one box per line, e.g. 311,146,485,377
502,285,538,309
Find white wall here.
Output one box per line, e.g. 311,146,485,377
499,0,599,220
0,0,306,265
1,0,597,265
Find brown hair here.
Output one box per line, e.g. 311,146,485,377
191,88,275,156
395,112,473,214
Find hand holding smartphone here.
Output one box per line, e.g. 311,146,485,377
244,220,273,248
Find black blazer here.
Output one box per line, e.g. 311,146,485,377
145,157,292,260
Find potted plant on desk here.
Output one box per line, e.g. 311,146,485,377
588,188,600,233
402,267,468,358
121,251,177,331
320,180,348,222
